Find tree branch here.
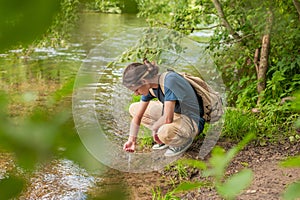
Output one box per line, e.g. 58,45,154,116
217,33,256,44
254,48,260,74
182,25,221,31
293,0,300,21
210,0,241,40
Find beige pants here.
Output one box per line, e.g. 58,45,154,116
129,101,198,147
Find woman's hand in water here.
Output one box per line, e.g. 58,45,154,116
123,136,136,152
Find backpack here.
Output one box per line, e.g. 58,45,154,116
150,70,224,123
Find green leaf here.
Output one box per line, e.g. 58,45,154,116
173,181,204,193
282,182,300,200
0,0,61,51
217,169,253,200
205,134,255,180
178,159,207,170
280,156,300,168
0,176,25,199
205,146,227,179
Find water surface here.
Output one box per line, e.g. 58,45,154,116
0,13,145,199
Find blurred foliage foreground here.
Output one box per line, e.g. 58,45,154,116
0,0,99,199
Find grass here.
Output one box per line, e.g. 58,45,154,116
221,108,257,141
219,106,299,145
138,125,153,149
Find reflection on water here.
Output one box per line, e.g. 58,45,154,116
0,153,15,180
20,159,98,200
76,13,147,52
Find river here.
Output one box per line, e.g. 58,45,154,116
0,13,146,200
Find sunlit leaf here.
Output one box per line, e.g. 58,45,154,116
173,181,204,193
0,0,61,51
217,169,253,200
292,91,300,112
280,156,300,168
205,133,255,180
0,176,25,199
178,158,207,170
205,146,227,179
282,181,300,200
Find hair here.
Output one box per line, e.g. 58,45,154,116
122,58,159,88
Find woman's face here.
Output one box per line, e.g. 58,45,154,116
130,83,150,96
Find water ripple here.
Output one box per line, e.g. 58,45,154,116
20,159,97,200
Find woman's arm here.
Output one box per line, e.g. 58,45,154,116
131,101,149,127
123,101,149,152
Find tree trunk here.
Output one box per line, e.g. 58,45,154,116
211,0,240,40
257,35,270,105
256,11,273,105
254,48,260,75
293,0,300,21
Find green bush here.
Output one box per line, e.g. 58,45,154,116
222,109,257,141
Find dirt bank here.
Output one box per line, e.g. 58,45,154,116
123,140,300,200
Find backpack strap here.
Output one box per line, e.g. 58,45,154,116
159,71,168,94
149,88,156,97
149,72,168,97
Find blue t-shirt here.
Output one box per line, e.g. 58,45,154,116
141,71,205,132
